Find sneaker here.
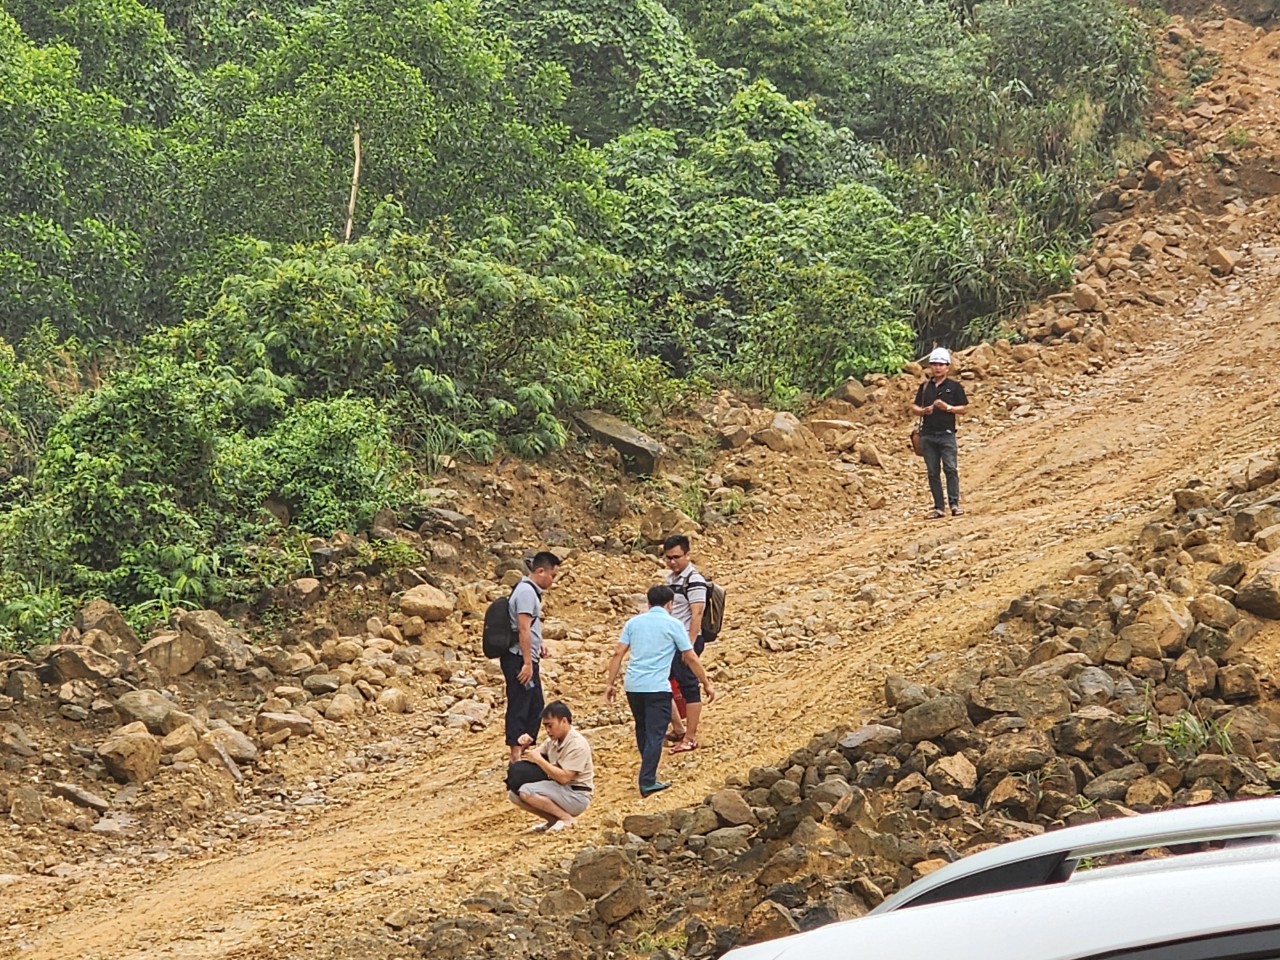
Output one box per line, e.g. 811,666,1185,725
951,505,964,516
929,509,945,519
527,821,552,833
547,819,575,832
640,781,672,797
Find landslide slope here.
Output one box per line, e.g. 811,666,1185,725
6,13,1280,960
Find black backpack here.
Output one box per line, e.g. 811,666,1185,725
674,575,727,643
482,593,517,659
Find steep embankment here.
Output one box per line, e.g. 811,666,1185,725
5,14,1280,960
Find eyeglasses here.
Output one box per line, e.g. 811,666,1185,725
664,553,685,562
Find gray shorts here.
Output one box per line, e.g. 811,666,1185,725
516,780,591,817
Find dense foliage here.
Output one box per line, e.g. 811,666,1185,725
0,0,1154,644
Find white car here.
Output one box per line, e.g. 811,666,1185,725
723,798,1280,960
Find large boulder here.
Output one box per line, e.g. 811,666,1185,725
175,609,252,671
574,410,666,475
138,631,205,677
98,722,161,783
968,675,1071,721
398,584,454,622
900,695,970,743
569,847,636,900
1236,552,1280,619
38,645,120,684
74,600,140,654
114,690,177,734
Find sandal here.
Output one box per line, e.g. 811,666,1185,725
669,739,699,754
665,731,686,743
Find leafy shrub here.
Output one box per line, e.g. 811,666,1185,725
227,396,407,536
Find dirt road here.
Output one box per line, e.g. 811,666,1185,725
6,17,1280,960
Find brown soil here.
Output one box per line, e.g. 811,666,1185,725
6,13,1280,960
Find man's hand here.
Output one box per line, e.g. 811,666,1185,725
540,641,553,659
604,681,617,704
522,746,548,768
518,661,533,685
932,398,949,411
703,683,717,704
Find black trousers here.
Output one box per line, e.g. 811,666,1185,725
501,653,544,746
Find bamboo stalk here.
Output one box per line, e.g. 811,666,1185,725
344,124,362,242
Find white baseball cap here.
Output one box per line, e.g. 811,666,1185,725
927,347,952,364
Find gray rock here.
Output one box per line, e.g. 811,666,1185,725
569,847,635,899
200,728,257,764
736,900,800,946
303,674,343,695
1052,706,1137,760
51,782,111,813
575,409,666,475
398,584,454,622
257,712,314,737
539,888,588,916
38,645,120,684
704,825,754,852
1237,570,1280,620
114,690,176,734
175,609,252,671
969,675,1071,720
8,786,44,824
900,695,970,743
621,813,669,838
927,754,977,798
595,879,649,924
838,724,902,760
138,631,205,677
711,789,758,827
1083,763,1148,802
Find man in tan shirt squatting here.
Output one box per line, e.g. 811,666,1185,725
508,700,594,832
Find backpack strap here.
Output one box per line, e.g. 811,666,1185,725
672,572,708,597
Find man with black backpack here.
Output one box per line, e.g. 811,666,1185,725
663,534,708,754
501,551,561,763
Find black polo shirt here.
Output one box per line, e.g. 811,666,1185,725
915,378,968,434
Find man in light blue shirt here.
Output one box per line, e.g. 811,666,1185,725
605,584,715,796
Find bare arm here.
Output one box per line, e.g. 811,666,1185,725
517,612,534,684
604,642,627,703
523,744,576,785
687,600,705,644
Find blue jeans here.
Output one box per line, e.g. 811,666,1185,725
921,432,960,511
626,691,672,788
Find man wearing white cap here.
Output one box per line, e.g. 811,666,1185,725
910,347,969,518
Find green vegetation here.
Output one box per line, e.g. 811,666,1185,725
0,0,1155,647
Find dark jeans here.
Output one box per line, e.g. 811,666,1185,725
501,653,543,746
669,636,705,703
921,431,960,511
626,691,672,788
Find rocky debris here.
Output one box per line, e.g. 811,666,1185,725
405,454,1280,960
